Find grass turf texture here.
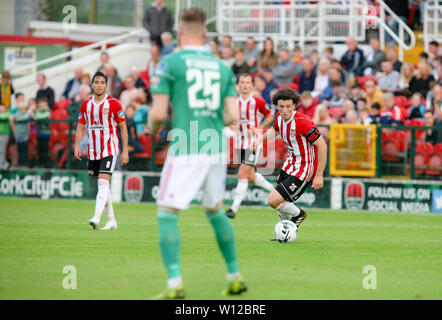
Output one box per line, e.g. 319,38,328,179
0,198,441,300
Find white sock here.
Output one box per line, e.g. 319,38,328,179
230,179,248,213
276,201,301,219
167,276,183,289
227,272,241,283
253,172,274,192
106,188,116,222
93,179,110,221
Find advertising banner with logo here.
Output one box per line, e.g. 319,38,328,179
342,179,441,214
122,173,331,209
0,169,97,199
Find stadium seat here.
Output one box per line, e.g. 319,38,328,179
414,152,428,175
134,134,153,158
283,83,299,92
390,130,407,152
434,143,442,153
425,153,441,176
50,109,69,131
405,119,426,145
382,139,401,162
328,106,345,118
416,142,434,154
154,145,169,166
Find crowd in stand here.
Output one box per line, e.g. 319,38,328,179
0,0,441,172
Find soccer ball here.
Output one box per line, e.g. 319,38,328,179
274,220,298,243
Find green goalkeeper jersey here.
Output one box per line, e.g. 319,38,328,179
150,46,237,156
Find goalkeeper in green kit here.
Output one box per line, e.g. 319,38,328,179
148,7,247,299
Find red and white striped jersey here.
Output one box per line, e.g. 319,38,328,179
273,111,320,181
78,95,126,160
235,95,271,149
380,105,403,122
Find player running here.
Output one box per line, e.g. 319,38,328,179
148,8,246,299
252,88,327,228
74,71,129,230
225,73,274,219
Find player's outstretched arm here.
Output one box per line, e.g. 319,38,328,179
118,121,129,166
74,123,85,160
312,136,327,190
252,127,279,150
148,93,170,133
223,96,239,126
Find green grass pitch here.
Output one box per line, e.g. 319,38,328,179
0,197,441,300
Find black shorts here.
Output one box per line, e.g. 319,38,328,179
88,155,117,177
237,148,261,166
275,170,312,202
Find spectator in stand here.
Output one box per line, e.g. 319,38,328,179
377,60,401,93
1,71,14,111
255,75,274,106
364,78,385,110
419,52,429,65
397,62,416,95
330,59,347,84
257,37,278,72
148,45,161,81
386,47,402,73
356,97,368,113
222,35,233,49
244,37,260,74
9,103,30,166
350,83,364,106
384,0,409,44
0,104,10,169
143,0,174,48
345,109,359,124
81,73,91,86
120,76,139,108
410,62,435,97
221,46,235,68
426,82,442,113
359,107,372,125
431,56,442,81
423,110,441,144
125,104,144,155
428,40,442,65
361,38,386,76
262,67,278,96
132,97,149,135
131,66,146,89
104,63,122,98
327,80,347,108
298,91,318,119
292,46,304,75
68,84,91,121
62,66,83,100
313,102,332,140
328,66,344,87
408,92,426,120
161,32,175,56
298,58,316,93
323,47,335,62
312,59,330,98
343,99,356,114
209,38,221,58
97,51,110,71
309,49,320,70
380,92,403,125
36,73,55,109
232,47,250,79
10,92,25,114
435,108,442,142
34,97,51,167
369,102,382,124
340,37,365,76
274,48,297,86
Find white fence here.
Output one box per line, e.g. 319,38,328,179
424,0,442,52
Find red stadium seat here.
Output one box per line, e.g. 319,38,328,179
390,130,407,152
134,135,153,158
283,83,299,92
434,143,442,153
406,119,426,144
54,99,72,110
50,109,69,131
414,152,428,175
425,153,442,175
416,142,434,154
382,139,401,162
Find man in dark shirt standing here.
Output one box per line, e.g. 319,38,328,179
298,58,316,93
340,37,365,76
143,0,174,48
36,73,55,109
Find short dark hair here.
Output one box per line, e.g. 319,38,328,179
15,92,24,99
330,80,341,88
272,88,300,106
371,102,381,110
92,71,108,84
424,109,433,116
180,7,206,24
238,73,253,81
37,97,48,104
420,51,429,59
352,83,362,89
357,97,367,104
430,40,439,47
